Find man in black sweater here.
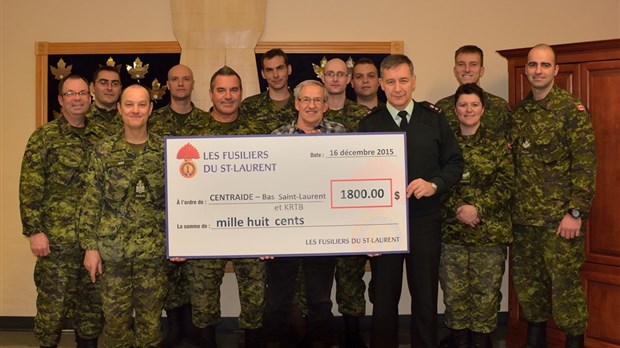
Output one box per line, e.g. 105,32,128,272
358,54,464,348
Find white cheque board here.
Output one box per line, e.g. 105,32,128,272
165,133,408,258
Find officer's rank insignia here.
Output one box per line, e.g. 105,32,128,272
177,143,200,179
135,179,146,198
461,171,471,184
522,140,531,149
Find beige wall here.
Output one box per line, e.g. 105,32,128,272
1,0,619,317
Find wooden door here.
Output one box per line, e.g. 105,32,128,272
514,63,580,101
580,60,620,348
499,39,620,348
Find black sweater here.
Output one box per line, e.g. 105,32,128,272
358,100,464,217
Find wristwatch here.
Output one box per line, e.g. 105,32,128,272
430,182,438,192
568,208,582,219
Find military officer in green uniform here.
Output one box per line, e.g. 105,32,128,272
321,57,369,347
321,58,368,132
184,66,268,348
240,48,297,131
149,64,208,347
20,74,105,348
435,45,511,138
439,83,514,348
80,84,168,348
86,66,123,136
510,44,597,348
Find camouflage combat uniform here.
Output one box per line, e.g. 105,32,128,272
186,112,269,331
85,104,123,137
436,91,512,138
439,126,514,334
509,85,596,335
149,104,208,311
19,116,106,346
325,99,370,318
240,89,297,131
79,132,167,348
324,99,369,134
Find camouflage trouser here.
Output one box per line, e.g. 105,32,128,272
511,224,587,335
335,255,367,316
33,248,103,346
439,243,506,333
164,260,190,310
187,258,265,329
100,258,167,348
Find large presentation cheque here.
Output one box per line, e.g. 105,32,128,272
165,133,408,258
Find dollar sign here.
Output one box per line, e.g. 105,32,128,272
394,191,400,200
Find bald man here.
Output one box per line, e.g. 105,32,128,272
509,44,596,348
80,84,169,348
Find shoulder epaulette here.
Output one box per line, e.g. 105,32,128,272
419,101,442,113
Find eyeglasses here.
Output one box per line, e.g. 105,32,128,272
298,97,325,105
96,79,121,87
324,71,348,79
62,91,89,97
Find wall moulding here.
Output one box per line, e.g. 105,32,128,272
35,40,403,127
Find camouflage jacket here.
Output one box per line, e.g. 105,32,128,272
148,103,209,137
85,104,123,137
272,118,346,134
78,131,166,261
442,126,514,246
19,116,109,246
324,99,369,133
436,91,512,138
200,110,273,136
509,85,597,226
240,89,297,131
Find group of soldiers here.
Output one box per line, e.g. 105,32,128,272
19,43,596,348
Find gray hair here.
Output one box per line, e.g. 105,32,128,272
380,54,414,76
293,80,328,101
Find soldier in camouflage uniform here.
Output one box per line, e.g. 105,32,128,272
240,48,297,131
321,58,368,132
264,80,343,348
240,48,310,341
184,66,268,348
86,66,124,136
319,58,369,347
80,84,167,348
149,64,208,347
509,44,596,348
439,83,514,348
435,45,511,138
19,74,105,348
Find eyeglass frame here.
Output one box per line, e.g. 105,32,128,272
61,90,90,97
297,97,326,105
323,71,349,79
